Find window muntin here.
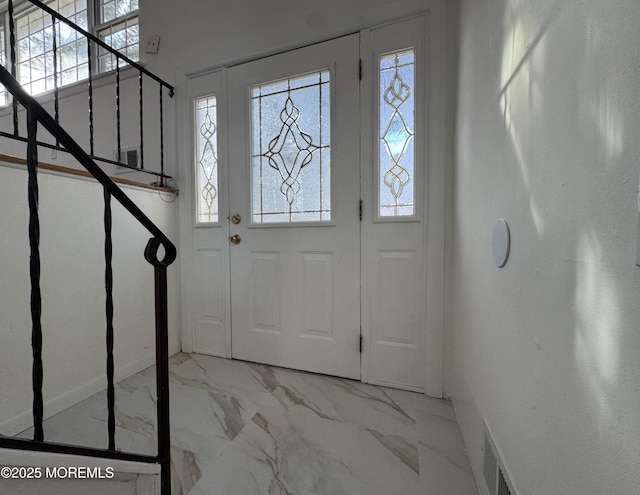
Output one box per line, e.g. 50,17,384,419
195,95,219,224
378,49,415,218
97,0,138,71
9,0,138,97
251,70,331,224
99,0,138,23
97,16,138,71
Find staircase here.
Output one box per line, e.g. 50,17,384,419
0,1,177,494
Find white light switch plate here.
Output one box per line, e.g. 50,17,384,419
145,35,160,54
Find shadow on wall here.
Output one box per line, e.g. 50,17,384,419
455,0,640,493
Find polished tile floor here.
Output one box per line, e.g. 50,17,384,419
21,353,478,495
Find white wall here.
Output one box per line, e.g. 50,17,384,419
0,162,180,435
139,0,432,78
450,0,640,494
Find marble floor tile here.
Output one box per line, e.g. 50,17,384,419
265,366,419,441
419,445,478,495
416,408,470,471
416,405,478,495
190,397,420,495
23,353,479,495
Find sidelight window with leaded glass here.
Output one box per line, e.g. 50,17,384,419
194,95,219,224
251,70,331,223
378,49,415,217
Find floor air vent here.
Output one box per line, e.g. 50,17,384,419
498,469,512,495
483,434,498,492
483,421,516,495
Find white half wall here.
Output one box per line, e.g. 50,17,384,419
0,161,180,435
0,71,171,182
450,0,640,494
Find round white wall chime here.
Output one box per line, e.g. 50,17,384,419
491,218,510,268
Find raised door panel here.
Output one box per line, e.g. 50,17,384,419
193,248,227,356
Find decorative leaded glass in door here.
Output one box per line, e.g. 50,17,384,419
379,49,415,217
195,95,219,224
251,71,331,223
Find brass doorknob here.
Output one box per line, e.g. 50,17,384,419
228,234,241,245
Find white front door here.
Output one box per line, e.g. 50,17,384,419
225,35,361,379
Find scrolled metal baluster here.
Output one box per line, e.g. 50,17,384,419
27,107,44,443
159,84,164,186
52,15,59,148
88,41,94,156
144,237,176,495
104,188,115,451
139,71,144,170
116,65,121,161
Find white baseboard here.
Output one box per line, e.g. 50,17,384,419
0,341,181,437
365,378,425,394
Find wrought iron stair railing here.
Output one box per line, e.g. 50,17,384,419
1,0,174,185
0,62,175,495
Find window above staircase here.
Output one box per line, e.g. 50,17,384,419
0,0,174,184
1,0,139,100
